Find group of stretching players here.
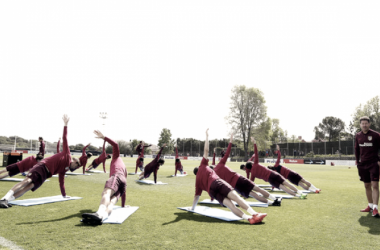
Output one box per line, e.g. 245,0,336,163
0,114,322,225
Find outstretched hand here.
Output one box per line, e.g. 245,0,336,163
276,145,279,151
62,114,70,126
87,143,91,147
206,128,209,137
162,143,167,147
251,136,256,144
94,130,105,139
213,148,216,153
230,133,234,142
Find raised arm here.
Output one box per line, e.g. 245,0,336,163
212,148,216,165
56,138,61,153
62,115,70,153
156,144,166,160
203,129,209,159
175,147,178,159
252,137,258,164
274,145,281,167
82,143,90,157
219,134,233,165
103,158,107,173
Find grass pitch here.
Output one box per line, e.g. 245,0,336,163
0,154,380,249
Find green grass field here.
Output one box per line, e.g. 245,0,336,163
0,154,380,249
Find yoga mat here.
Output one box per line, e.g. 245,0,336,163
103,206,139,224
177,206,242,221
135,180,167,185
129,172,141,175
170,174,187,177
200,199,268,207
9,195,82,206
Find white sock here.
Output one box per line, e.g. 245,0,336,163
9,196,15,202
267,200,274,205
295,193,301,197
268,194,277,201
310,184,318,190
369,203,374,209
96,204,107,217
1,190,14,201
247,207,257,215
297,190,303,195
373,204,378,210
242,214,252,220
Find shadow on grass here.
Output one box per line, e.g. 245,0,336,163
16,209,93,225
358,214,380,235
162,212,262,226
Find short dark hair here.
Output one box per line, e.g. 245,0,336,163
36,154,44,161
267,166,275,170
209,165,214,170
193,167,199,175
139,157,144,162
158,159,165,165
246,162,253,170
175,159,180,163
39,137,43,140
140,141,142,143
107,155,112,159
87,152,93,158
360,116,370,123
240,164,245,170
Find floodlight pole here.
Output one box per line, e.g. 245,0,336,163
99,112,108,134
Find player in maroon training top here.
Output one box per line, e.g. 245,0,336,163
38,137,45,158
78,143,93,174
56,138,61,154
135,141,152,155
242,137,307,199
138,144,167,183
190,129,267,225
82,130,128,225
213,134,281,206
86,140,111,173
0,154,44,180
268,145,320,193
174,146,184,176
0,115,81,209
355,116,380,217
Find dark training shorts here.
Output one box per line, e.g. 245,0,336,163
209,179,234,206
358,162,379,183
104,173,127,200
234,176,255,198
268,172,285,189
27,163,49,191
6,163,20,177
287,171,303,186
91,160,100,169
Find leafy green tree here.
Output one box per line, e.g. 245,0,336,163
270,118,286,143
158,128,175,155
227,85,267,161
315,116,345,142
351,96,380,132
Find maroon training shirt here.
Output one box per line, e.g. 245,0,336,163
195,157,219,196
355,129,380,167
40,126,72,196
39,141,45,156
250,144,272,182
214,143,240,188
79,144,90,174
17,156,38,172
144,146,164,183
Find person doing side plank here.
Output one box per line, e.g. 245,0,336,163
86,140,111,173
213,134,281,206
268,145,320,193
0,115,81,209
174,146,184,176
191,129,267,224
138,144,166,183
0,154,44,180
244,137,307,199
82,130,128,225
